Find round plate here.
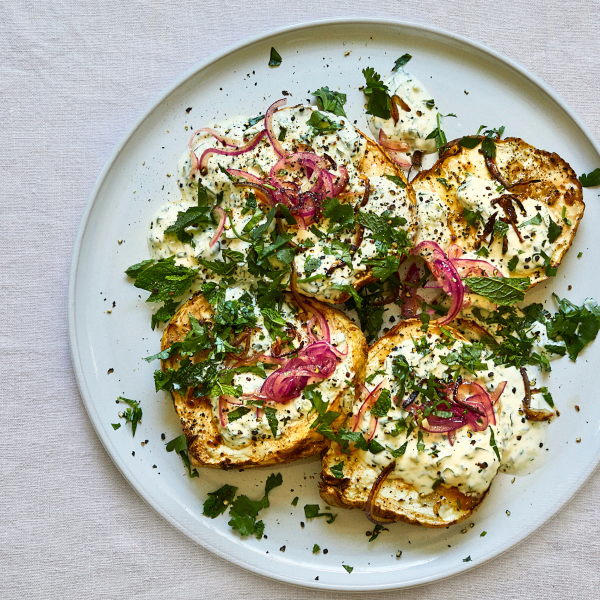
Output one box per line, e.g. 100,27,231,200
68,18,600,591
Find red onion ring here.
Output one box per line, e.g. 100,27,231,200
198,129,267,175
189,127,237,174
265,98,287,158
350,382,384,432
209,207,226,248
412,241,464,325
447,244,503,278
378,128,410,152
365,461,396,525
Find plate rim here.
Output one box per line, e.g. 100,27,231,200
68,16,600,592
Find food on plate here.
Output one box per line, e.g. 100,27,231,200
148,98,418,305
411,134,584,294
152,287,367,468
319,318,552,526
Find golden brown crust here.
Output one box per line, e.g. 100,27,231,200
319,319,488,527
411,136,584,286
162,292,368,469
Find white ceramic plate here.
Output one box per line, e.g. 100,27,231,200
69,18,600,591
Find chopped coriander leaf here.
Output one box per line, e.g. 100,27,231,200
131,256,197,303
307,110,343,135
562,206,572,226
426,113,455,152
268,47,282,66
277,126,287,142
332,283,362,307
343,565,354,573
203,484,238,518
425,99,435,109
475,246,490,258
441,342,488,374
304,504,337,524
579,168,600,187
463,556,472,563
264,407,279,438
166,434,199,478
362,67,391,119
312,86,347,117
464,277,530,306
416,430,425,452
385,174,406,188
420,311,430,331
493,219,509,240
436,177,450,188
388,440,409,458
368,524,388,542
330,461,345,479
198,257,237,277
291,496,299,506
507,256,519,272
578,252,583,259
393,53,412,70
480,531,487,537
116,397,142,436
151,299,180,331
313,544,321,553
111,423,121,430
548,217,562,244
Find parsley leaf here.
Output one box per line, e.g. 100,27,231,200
368,524,388,542
166,434,199,478
268,47,282,66
507,256,518,272
465,276,530,306
489,427,501,462
304,256,322,276
203,484,238,518
312,86,347,117
546,294,600,361
228,473,282,538
393,53,412,70
116,397,142,436
462,208,484,228
307,110,343,135
385,174,406,188
458,136,481,150
131,256,197,303
537,249,557,277
362,67,391,119
304,504,337,524
330,461,345,479
580,168,600,187
322,197,355,232
548,217,562,244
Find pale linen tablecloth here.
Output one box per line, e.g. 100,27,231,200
2,1,599,598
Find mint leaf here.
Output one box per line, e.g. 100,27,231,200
370,389,392,418
133,256,197,303
227,406,251,422
264,407,279,439
151,299,180,331
304,256,322,276
164,204,211,245
519,213,543,228
166,434,199,478
465,276,530,306
125,259,155,278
